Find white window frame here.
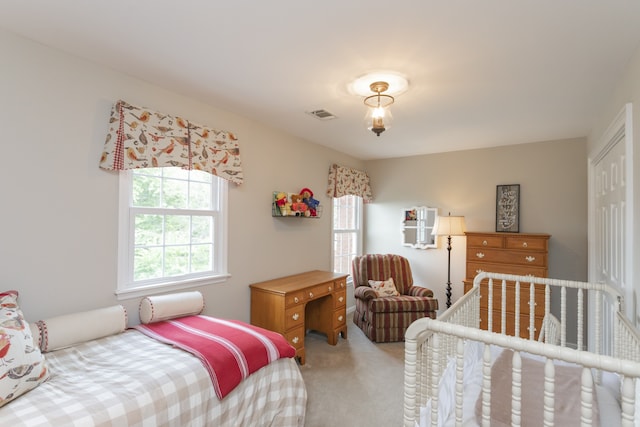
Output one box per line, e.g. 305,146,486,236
331,195,363,284
115,169,229,300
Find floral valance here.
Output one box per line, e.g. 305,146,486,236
326,163,373,202
99,100,243,185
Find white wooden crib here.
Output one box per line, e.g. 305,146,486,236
404,272,640,427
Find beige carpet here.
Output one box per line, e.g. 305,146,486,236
299,318,405,427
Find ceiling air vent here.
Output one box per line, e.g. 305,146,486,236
306,109,337,120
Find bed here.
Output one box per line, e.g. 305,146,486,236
403,272,640,427
0,291,307,427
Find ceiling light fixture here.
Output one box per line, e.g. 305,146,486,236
364,81,394,136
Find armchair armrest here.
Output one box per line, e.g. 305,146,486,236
407,286,434,298
354,286,377,301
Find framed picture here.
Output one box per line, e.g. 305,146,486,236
496,184,520,232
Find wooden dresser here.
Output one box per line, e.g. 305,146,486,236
463,232,550,339
249,270,348,365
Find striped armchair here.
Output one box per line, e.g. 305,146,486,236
351,254,438,342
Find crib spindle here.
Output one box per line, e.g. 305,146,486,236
561,287,567,347
515,280,521,338
481,344,492,427
511,351,522,426
577,288,584,350
528,281,535,340
543,359,555,426
580,367,593,426
430,334,440,427
454,338,464,425
621,377,635,427
488,278,494,333
501,279,507,335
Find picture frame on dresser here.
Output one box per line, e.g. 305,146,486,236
496,184,520,232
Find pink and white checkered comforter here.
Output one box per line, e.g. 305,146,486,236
0,329,306,426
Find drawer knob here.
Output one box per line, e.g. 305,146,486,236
525,256,536,262
476,252,485,259
341,282,345,288
309,292,314,298
294,297,299,303
292,313,299,321
522,242,528,248
482,240,488,246
475,269,484,274
339,296,344,303
328,286,332,291
338,315,344,322
292,336,299,344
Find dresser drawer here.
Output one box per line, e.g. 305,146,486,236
334,278,347,290
479,308,543,339
505,236,548,251
284,306,304,330
467,234,504,249
467,247,547,267
477,281,545,315
334,290,346,309
285,291,306,307
467,262,547,280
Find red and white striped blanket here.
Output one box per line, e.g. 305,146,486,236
134,315,296,399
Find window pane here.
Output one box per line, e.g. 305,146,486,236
191,244,213,272
333,232,357,274
165,245,189,276
189,181,211,209
134,246,163,281
133,174,161,207
163,178,188,209
192,216,212,243
135,214,163,245
165,215,190,245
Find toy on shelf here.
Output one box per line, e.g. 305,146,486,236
300,188,320,217
272,189,321,218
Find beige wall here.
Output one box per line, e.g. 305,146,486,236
0,29,363,324
364,139,588,319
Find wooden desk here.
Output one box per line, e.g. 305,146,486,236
250,270,348,364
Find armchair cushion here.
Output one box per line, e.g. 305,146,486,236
369,295,438,314
368,278,400,297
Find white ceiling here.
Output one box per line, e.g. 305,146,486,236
2,1,640,160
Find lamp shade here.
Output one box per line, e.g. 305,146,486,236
432,215,466,236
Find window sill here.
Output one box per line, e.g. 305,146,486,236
115,273,231,300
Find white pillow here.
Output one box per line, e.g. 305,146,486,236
368,278,400,297
139,291,204,324
0,290,50,407
40,305,127,352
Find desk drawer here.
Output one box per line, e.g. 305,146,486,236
334,290,346,309
285,306,304,330
285,326,304,350
333,309,346,329
334,278,347,290
285,291,306,307
307,282,332,299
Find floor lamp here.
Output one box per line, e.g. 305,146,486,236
432,213,467,308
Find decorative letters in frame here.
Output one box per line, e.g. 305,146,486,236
496,184,520,232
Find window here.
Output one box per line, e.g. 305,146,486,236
116,167,228,298
332,195,363,278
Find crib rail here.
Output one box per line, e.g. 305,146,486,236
403,272,640,427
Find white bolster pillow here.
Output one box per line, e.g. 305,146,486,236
139,291,204,324
40,305,127,352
